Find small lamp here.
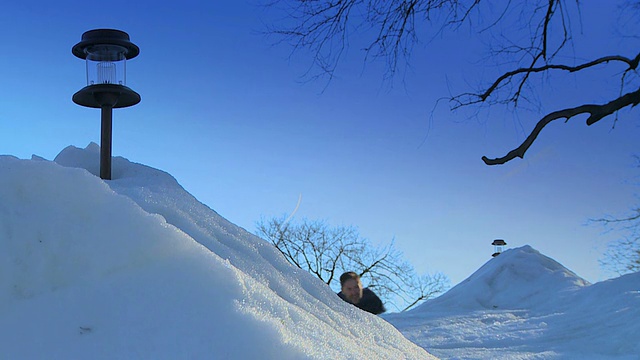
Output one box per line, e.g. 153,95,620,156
491,239,507,257
72,29,140,180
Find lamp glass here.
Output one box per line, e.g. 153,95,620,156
84,44,128,86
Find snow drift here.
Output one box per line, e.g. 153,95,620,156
0,143,432,359
3,143,639,359
412,245,591,312
384,246,640,359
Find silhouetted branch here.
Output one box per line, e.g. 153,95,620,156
482,87,640,165
265,1,639,166
452,54,640,107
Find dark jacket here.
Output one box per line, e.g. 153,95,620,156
337,288,386,315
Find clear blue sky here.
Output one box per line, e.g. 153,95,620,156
1,1,638,285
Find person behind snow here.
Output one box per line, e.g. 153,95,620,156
337,271,386,315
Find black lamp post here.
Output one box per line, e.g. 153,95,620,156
72,29,140,180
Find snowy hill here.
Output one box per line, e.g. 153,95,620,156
0,143,432,359
2,143,639,359
413,245,591,312
384,246,640,359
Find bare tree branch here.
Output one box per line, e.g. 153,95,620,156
482,86,640,165
256,216,449,311
264,0,639,165
453,54,640,107
592,204,640,275
401,272,448,311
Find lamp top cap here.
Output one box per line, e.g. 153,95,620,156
72,29,139,60
492,239,507,246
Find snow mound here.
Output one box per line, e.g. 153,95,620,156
0,143,432,359
385,265,640,359
413,245,590,312
385,246,639,358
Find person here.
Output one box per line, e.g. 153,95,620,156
337,271,386,315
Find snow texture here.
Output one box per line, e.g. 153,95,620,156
384,247,640,359
1,143,638,359
1,143,431,359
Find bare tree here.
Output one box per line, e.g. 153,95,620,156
593,156,640,275
264,0,640,165
256,216,449,311
594,208,640,275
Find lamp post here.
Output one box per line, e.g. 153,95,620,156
491,239,507,257
72,29,140,180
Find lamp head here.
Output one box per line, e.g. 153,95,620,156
72,29,140,108
72,29,139,86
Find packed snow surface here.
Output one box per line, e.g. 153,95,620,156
384,246,640,359
0,143,431,359
1,143,638,359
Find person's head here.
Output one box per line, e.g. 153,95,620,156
340,271,363,304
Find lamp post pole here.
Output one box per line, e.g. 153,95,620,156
72,29,140,180
100,101,115,180
93,91,120,179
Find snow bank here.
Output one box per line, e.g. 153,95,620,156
385,246,640,359
0,144,432,359
413,245,590,312
5,143,638,359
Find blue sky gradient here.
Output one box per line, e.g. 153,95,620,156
1,1,638,285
